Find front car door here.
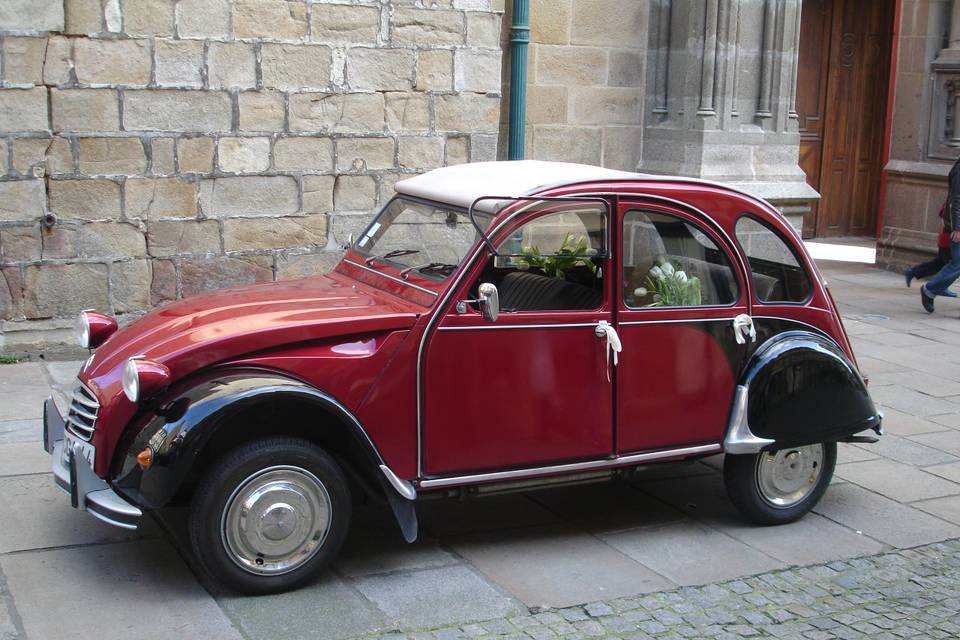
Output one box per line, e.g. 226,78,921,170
422,200,615,476
616,201,752,453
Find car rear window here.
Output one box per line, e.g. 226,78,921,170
734,216,812,303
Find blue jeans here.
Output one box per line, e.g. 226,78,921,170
926,240,960,296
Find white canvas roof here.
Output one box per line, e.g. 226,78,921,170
394,160,645,213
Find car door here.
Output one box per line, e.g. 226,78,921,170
616,201,752,453
422,201,615,476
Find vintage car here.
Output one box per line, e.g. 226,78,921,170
43,160,882,594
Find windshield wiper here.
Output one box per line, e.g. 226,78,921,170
365,249,420,266
399,262,458,278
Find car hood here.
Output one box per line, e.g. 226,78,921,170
83,272,422,387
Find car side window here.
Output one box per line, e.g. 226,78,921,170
480,208,606,312
735,216,812,303
622,210,738,308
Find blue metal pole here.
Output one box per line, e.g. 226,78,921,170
507,0,530,160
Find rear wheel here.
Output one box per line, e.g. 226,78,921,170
723,442,836,525
189,437,351,594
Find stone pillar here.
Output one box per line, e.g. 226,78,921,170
639,0,817,230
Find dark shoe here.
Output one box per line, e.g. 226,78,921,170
921,285,935,313
904,268,914,288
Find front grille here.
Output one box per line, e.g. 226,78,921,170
65,382,100,441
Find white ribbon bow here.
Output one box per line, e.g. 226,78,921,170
596,320,622,367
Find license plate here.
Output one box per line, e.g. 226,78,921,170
62,432,96,469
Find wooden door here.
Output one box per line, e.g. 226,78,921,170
797,0,894,238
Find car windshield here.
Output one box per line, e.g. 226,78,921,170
354,197,493,280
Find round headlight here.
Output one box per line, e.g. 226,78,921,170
75,311,91,349
75,310,118,350
122,357,170,404
122,358,140,402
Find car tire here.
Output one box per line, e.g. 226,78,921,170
188,437,351,595
723,442,836,525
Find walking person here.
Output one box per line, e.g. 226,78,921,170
905,202,956,296
920,157,960,312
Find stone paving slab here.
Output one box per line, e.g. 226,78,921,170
874,406,950,437
850,432,958,467
417,494,562,538
450,524,674,607
814,483,960,547
911,429,960,457
0,418,41,445
835,458,960,503
914,495,960,526
216,572,390,640
0,475,158,554
1,540,243,640
351,564,522,630
0,442,50,477
927,461,960,483
335,508,459,579
526,481,687,534
602,520,785,586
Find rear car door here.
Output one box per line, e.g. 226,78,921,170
615,201,752,453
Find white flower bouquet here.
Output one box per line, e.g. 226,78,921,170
639,256,701,307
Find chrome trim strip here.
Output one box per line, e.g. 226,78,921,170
722,385,775,454
417,443,721,489
380,465,417,500
619,317,734,327
343,259,439,297
438,322,599,331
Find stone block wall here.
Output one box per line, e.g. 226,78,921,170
500,0,646,170
0,0,503,352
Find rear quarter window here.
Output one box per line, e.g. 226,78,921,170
735,216,812,303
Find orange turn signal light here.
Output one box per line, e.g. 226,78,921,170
137,447,153,470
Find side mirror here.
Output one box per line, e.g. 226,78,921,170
477,282,499,322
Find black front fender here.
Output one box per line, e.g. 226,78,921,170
738,331,881,449
111,369,388,510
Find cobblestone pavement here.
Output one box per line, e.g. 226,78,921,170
354,539,960,640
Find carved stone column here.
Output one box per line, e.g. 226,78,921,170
639,0,817,229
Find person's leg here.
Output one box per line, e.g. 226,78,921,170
909,255,947,280
937,248,960,297
923,242,960,305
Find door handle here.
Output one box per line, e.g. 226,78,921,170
595,321,622,367
732,314,756,345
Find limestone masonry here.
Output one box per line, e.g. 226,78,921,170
0,0,503,352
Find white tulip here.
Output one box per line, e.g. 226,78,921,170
676,271,688,283
661,262,675,276
633,287,648,297
650,265,664,279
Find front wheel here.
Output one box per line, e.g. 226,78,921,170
723,442,836,525
188,437,351,595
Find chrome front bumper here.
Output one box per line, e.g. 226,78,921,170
43,397,142,530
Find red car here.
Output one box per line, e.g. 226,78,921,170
43,161,882,594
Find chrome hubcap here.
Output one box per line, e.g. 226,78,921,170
222,466,332,575
755,444,824,509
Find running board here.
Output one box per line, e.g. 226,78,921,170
417,443,722,490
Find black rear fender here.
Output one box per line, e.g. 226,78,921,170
726,331,881,452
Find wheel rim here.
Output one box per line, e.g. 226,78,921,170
221,465,332,576
754,444,825,509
